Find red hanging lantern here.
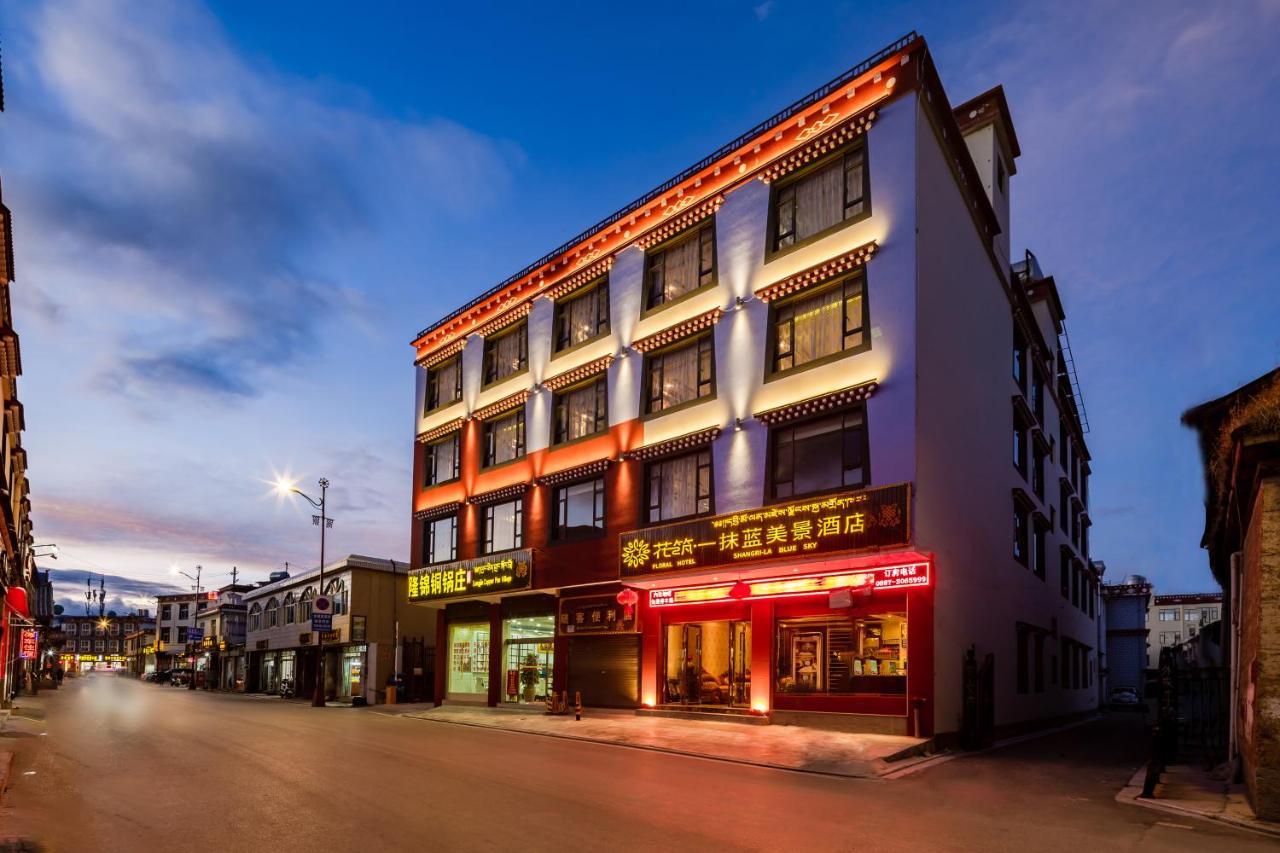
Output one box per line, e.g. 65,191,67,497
616,588,639,619
729,580,752,600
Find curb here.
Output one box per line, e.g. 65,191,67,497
401,713,886,781
0,751,11,804
1116,768,1280,839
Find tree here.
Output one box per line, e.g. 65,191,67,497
107,610,118,618
53,604,64,616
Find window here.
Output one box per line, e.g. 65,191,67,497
1031,368,1045,423
325,579,347,616
284,593,296,625
178,603,190,621
645,223,715,309
426,357,462,411
1032,442,1046,499
423,515,457,565
248,605,262,632
771,144,869,252
775,612,906,696
1059,419,1069,468
95,639,105,652
554,279,609,351
1059,481,1070,533
178,627,188,644
1158,610,1179,621
80,623,91,636
553,478,606,540
483,409,525,467
1031,516,1047,580
299,588,314,623
109,622,120,635
483,323,528,385
160,604,172,621
1071,566,1081,609
425,433,460,486
161,628,172,644
770,408,867,500
646,449,713,523
265,598,279,629
644,335,714,414
483,499,524,554
1013,326,1027,390
997,159,1006,194
553,378,607,444
1013,409,1028,476
1013,499,1030,566
95,624,105,636
769,275,867,374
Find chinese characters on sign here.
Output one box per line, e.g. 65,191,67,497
19,629,37,660
408,549,533,603
619,483,911,578
648,561,931,607
557,594,639,636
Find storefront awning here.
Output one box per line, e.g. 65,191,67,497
4,586,31,619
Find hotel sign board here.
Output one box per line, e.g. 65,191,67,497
409,549,533,603
619,483,910,578
648,561,931,608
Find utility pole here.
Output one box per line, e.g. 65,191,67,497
230,566,239,586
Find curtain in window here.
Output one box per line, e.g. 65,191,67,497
492,416,521,463
491,331,524,380
662,455,697,519
792,287,843,365
566,385,599,440
433,361,459,405
661,237,700,302
432,438,457,481
660,344,699,408
566,291,599,346
794,160,844,241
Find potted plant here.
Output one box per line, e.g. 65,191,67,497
519,653,539,703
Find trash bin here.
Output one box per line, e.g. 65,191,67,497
385,685,397,705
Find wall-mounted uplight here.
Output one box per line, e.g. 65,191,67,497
732,295,753,312
734,418,744,432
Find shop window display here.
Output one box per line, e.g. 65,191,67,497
775,612,907,696
447,623,490,698
502,615,554,704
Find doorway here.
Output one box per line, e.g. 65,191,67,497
663,620,751,706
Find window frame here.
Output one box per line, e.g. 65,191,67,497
482,498,525,555
765,272,870,379
422,514,458,566
642,221,717,315
482,408,527,469
425,356,463,413
642,333,717,416
482,321,529,387
552,476,607,542
644,447,715,525
424,431,462,487
552,376,609,446
766,404,869,503
766,140,871,259
552,278,611,356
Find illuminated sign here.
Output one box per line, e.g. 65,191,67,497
409,549,533,602
620,483,910,578
558,594,639,636
19,629,38,660
648,562,930,607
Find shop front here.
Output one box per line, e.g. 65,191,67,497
621,484,934,735
559,591,641,708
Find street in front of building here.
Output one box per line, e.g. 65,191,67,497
0,672,1273,853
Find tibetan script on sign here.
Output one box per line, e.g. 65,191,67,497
409,549,533,602
619,483,910,578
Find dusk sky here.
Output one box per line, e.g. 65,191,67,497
1,0,1277,613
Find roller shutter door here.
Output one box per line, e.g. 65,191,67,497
567,635,640,708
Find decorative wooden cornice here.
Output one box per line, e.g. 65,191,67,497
535,458,612,487
623,426,722,461
417,337,466,369
467,482,529,505
755,240,878,302
472,301,532,341
414,501,463,521
543,354,613,392
472,391,528,422
416,417,464,445
635,196,724,251
631,308,724,354
0,327,21,378
754,380,879,426
757,111,876,184
540,256,615,303
5,400,23,435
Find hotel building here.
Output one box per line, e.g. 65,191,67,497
407,33,1097,739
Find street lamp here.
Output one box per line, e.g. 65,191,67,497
274,476,332,708
172,565,202,690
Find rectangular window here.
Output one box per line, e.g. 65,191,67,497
483,323,528,385
775,612,906,696
178,627,188,644
554,279,609,352
1072,565,1081,609
553,478,606,540
1013,500,1030,566
178,604,190,621
1031,517,1047,580
483,409,526,467
1013,409,1028,476
1032,442,1046,499
553,378,608,444
769,275,867,374
160,604,172,621
483,499,524,554
644,335,715,414
1013,326,1027,391
1059,419,1069,468
424,433,461,486
1032,368,1045,423
769,407,867,500
426,357,463,411
161,628,172,644
645,223,715,309
1060,482,1070,533
771,144,869,251
422,515,457,565
646,449,713,523
1158,610,1179,621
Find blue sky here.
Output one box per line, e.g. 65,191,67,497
1,0,1277,611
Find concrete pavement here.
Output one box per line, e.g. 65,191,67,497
0,672,1276,852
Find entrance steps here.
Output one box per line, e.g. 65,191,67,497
636,704,770,725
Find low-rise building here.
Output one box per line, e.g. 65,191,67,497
1147,592,1222,669
123,628,156,677
55,612,155,673
244,555,433,703
193,584,252,690
153,592,209,672
1101,576,1152,698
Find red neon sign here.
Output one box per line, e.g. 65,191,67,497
19,629,38,660
647,562,930,608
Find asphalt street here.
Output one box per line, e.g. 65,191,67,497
0,673,1272,852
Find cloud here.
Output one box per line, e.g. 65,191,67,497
0,0,519,403
754,2,775,22
46,567,184,617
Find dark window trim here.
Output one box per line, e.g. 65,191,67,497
641,220,718,318
481,497,525,555
764,271,871,382
551,376,609,447
765,139,872,262
423,431,462,488
481,321,530,388
481,408,527,470
642,332,717,417
764,402,870,505
424,356,464,414
421,514,458,566
551,476,608,543
552,277,611,358
643,447,716,526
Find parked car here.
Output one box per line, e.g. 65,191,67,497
1110,686,1142,707
170,668,194,687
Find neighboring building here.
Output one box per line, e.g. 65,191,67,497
1102,576,1152,698
244,555,431,703
0,52,42,705
123,629,157,677
55,612,155,673
153,592,209,672
193,584,253,690
405,33,1098,740
1184,366,1280,820
1147,592,1222,669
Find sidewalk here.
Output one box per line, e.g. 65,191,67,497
397,704,929,778
1117,764,1280,839
0,693,50,806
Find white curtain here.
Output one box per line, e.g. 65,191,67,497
492,416,520,463
794,159,844,241
661,238,699,301
662,455,697,519
434,361,460,404
433,438,456,481
660,344,699,408
566,385,598,440
567,292,598,346
792,288,843,365
492,330,524,379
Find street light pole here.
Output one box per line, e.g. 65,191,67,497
173,565,202,690
274,476,332,708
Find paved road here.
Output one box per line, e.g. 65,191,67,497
0,673,1272,852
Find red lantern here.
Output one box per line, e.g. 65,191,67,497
729,580,752,600
616,588,639,619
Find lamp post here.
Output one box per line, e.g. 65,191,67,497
172,565,202,690
274,476,332,708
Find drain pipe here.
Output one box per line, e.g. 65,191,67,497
1229,551,1242,774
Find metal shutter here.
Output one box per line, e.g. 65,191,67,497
567,635,640,708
